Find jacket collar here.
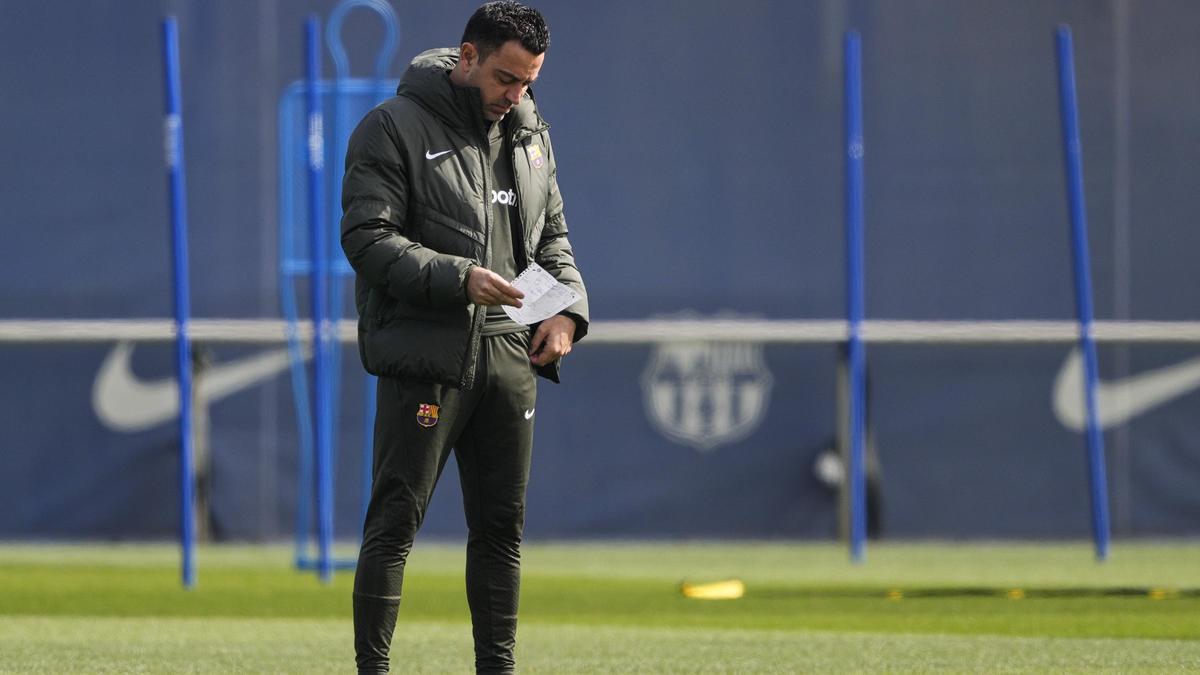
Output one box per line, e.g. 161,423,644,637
396,47,548,140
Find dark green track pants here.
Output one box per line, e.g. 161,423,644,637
354,332,537,674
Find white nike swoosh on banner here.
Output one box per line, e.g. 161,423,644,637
92,341,302,432
524,409,535,419
425,149,452,160
1052,347,1200,431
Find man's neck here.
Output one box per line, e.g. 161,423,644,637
448,60,469,88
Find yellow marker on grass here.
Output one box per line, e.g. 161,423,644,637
680,579,745,600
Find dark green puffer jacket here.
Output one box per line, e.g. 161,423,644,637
340,48,589,388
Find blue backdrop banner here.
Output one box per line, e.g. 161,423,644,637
1,1,1197,540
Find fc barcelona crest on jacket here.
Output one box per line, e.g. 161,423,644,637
417,403,440,428
641,328,773,451
526,144,544,169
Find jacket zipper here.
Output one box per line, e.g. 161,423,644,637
508,134,529,269
458,124,493,389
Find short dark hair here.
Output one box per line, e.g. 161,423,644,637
461,1,549,59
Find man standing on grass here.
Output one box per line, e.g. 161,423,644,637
339,2,588,673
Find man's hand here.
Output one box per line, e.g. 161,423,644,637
529,315,576,366
466,266,524,307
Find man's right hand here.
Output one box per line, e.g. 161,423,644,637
466,266,524,307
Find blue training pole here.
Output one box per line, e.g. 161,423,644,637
306,15,335,583
843,30,868,563
1054,25,1111,561
326,0,400,537
161,16,196,589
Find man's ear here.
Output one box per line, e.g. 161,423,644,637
460,42,477,67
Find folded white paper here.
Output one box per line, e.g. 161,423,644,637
502,262,581,325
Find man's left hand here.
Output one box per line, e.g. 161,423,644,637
529,315,576,366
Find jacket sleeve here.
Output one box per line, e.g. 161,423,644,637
536,135,589,341
340,109,473,308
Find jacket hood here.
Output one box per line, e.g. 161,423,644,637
396,47,547,137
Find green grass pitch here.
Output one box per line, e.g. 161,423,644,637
2,541,1199,672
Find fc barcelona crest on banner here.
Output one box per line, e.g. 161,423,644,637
416,403,440,428
641,320,773,451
